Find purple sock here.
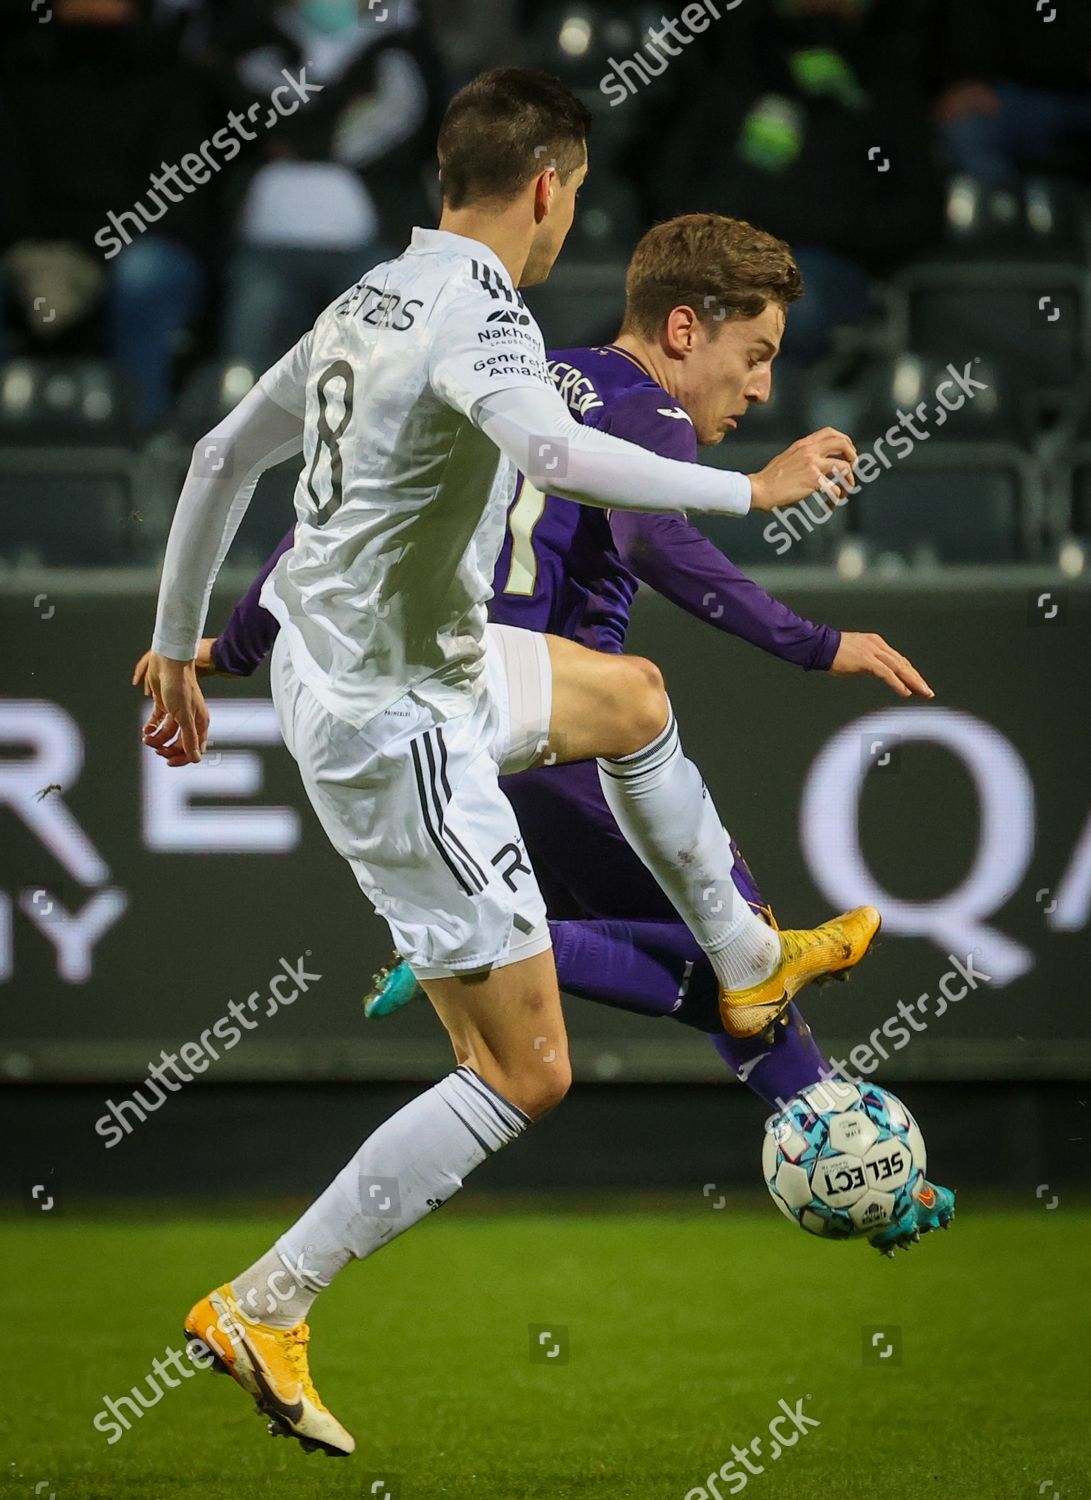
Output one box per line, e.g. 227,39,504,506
708,1009,829,1112
549,918,829,1110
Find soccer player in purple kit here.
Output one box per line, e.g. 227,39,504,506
135,211,953,1255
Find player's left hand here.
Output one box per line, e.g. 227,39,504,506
141,652,210,765
132,638,218,694
830,632,934,699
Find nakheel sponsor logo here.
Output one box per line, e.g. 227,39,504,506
487,308,531,328
478,309,539,346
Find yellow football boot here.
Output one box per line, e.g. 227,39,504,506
719,905,881,1039
184,1284,355,1457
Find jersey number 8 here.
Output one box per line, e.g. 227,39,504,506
305,361,354,527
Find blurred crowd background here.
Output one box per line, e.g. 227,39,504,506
1,0,1090,572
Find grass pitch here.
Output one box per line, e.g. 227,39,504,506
6,1199,1088,1500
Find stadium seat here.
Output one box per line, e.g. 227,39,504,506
939,176,1084,263
565,174,641,259
171,360,258,448
902,271,1083,389
229,458,302,568
0,358,136,446
690,368,837,566
850,455,1028,565
846,353,1040,563
1071,465,1091,540
0,472,135,567
0,359,139,565
853,353,1031,446
1061,391,1091,543
693,502,842,569
732,358,812,447
523,3,663,96
163,361,298,568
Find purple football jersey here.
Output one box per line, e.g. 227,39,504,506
489,346,696,653
488,344,838,666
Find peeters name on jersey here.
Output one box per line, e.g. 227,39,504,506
334,277,424,333
333,262,550,385
329,259,541,346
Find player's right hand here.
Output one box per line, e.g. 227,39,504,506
141,651,210,765
748,428,859,512
132,637,218,694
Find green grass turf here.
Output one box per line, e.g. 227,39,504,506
5,1200,1089,1500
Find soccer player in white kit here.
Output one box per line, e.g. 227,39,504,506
142,71,879,1456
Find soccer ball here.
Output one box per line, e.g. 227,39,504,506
762,1080,927,1240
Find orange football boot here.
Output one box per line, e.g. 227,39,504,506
184,1283,354,1457
720,905,882,1039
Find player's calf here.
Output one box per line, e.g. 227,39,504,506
421,950,572,1120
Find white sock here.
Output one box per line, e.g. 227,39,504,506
230,1247,312,1329
231,1067,529,1328
598,711,780,991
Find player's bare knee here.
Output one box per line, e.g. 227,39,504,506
615,655,668,756
507,1054,572,1119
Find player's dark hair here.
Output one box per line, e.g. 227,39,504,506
620,214,803,338
438,68,591,209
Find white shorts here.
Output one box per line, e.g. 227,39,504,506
270,623,553,980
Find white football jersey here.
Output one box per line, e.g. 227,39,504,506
258,227,554,727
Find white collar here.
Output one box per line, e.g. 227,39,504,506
408,227,514,287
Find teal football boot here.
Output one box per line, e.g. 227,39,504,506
363,956,424,1019
870,1177,957,1257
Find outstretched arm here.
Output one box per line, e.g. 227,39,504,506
426,279,856,519
614,512,932,697
611,509,840,671
475,386,857,518
593,393,931,698
613,511,931,697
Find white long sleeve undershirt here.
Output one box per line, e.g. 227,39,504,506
150,372,753,664
151,385,304,661
477,387,752,518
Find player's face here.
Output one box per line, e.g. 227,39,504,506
681,302,786,446
520,155,588,287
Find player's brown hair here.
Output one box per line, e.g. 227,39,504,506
438,68,591,210
620,214,803,338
